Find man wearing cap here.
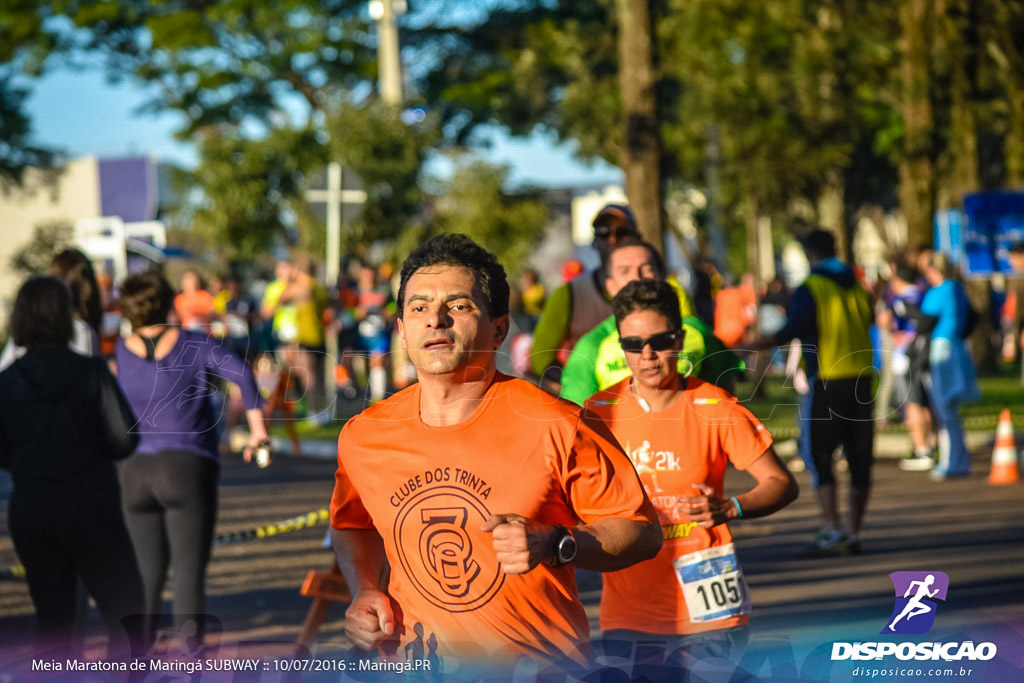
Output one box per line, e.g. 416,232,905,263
751,230,874,557
531,205,672,389
560,238,742,406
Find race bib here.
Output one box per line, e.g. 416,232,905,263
673,543,751,623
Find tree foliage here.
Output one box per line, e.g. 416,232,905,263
9,220,74,277
36,0,378,136
326,101,439,256
415,0,1024,264
429,159,549,276
6,0,1024,270
186,126,326,258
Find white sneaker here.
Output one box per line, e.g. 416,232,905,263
899,454,934,471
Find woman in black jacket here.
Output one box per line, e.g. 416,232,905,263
0,276,145,657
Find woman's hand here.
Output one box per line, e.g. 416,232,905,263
681,483,737,528
243,435,272,467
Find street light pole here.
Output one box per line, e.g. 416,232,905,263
370,0,405,106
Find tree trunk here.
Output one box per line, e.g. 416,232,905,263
1007,92,1024,187
946,0,980,204
704,124,728,271
817,168,848,261
746,197,760,283
898,0,937,246
988,0,1024,186
964,279,997,371
616,0,664,250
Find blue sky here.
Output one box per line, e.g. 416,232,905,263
26,68,624,189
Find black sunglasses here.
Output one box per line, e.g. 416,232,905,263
594,224,636,240
620,330,681,354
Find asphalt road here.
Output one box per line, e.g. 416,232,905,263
1,441,1022,680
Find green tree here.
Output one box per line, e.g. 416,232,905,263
186,127,326,258
394,159,549,275
9,221,74,277
326,101,439,258
0,0,63,183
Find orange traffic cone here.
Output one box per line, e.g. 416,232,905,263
988,409,1020,485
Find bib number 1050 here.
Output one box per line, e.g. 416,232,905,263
673,543,751,623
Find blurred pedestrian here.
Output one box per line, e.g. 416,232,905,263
0,276,145,657
1005,242,1024,366
115,270,269,651
531,205,647,389
261,257,329,421
560,239,743,406
331,266,362,397
174,269,215,332
918,253,980,480
520,267,545,321
355,264,394,402
714,274,757,349
758,276,789,372
751,229,874,557
884,263,935,471
213,275,258,361
0,248,102,370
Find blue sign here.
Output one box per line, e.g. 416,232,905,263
949,191,1024,275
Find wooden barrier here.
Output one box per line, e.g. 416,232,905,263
295,559,351,654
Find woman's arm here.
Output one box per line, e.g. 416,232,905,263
95,361,140,460
683,447,798,527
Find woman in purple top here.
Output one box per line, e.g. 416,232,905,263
114,270,270,651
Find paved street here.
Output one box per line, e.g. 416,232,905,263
1,438,1023,679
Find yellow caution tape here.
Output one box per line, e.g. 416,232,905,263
1,509,331,580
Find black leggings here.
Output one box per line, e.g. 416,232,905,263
9,491,145,656
119,451,219,646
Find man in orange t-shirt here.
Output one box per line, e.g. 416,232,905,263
330,235,661,675
586,279,797,662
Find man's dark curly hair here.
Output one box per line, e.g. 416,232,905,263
397,234,510,319
613,278,682,332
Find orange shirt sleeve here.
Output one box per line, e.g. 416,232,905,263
716,400,774,471
330,419,375,531
558,410,658,524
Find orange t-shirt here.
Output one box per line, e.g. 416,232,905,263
330,373,656,667
585,377,773,636
174,290,216,331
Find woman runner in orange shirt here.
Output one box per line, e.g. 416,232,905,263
586,278,798,665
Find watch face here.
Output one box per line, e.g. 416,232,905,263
557,534,578,564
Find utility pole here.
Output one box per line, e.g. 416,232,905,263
370,0,406,106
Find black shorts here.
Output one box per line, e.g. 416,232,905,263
809,375,875,489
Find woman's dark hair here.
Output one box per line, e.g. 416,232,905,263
613,278,682,332
51,248,103,333
10,276,74,347
893,262,919,284
121,270,174,329
397,234,509,319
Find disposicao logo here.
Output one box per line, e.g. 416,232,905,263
831,571,998,663
882,571,949,635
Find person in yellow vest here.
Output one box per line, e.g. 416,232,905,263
752,230,874,557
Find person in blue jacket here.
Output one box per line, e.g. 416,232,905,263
918,252,979,480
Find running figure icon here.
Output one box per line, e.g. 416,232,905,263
888,574,939,631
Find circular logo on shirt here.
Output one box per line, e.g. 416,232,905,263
393,486,504,613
